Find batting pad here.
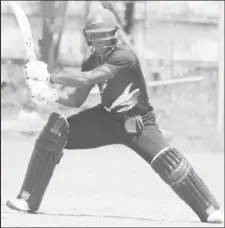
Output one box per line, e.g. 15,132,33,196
151,148,220,222
17,112,69,212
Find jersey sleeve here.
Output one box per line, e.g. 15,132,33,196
104,48,136,78
81,57,90,72
81,60,87,72
81,54,97,72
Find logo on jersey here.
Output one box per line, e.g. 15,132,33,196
106,83,140,113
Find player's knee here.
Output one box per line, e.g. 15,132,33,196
150,147,191,186
35,112,69,159
63,116,79,150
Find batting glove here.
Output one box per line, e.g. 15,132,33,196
23,61,58,106
27,79,59,106
24,61,50,82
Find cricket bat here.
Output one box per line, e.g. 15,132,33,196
10,1,46,122
10,1,36,62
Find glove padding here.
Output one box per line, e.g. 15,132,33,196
24,61,58,106
24,61,50,81
26,79,58,106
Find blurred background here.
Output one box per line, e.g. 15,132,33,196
1,1,224,153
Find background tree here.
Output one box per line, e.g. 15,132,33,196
124,1,135,41
39,1,68,72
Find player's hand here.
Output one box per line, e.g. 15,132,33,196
23,61,58,105
28,80,59,106
24,61,50,82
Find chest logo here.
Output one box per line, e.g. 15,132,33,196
107,83,140,113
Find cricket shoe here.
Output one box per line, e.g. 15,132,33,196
207,210,224,224
6,199,33,213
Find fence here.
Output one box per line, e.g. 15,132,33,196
1,1,222,152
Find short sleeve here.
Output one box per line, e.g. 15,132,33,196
81,54,98,72
81,60,88,72
104,47,136,78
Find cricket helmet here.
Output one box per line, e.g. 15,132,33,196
83,8,119,55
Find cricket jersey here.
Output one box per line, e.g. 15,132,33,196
81,44,153,122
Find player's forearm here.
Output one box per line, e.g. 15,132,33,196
51,70,90,88
51,66,113,88
55,86,92,108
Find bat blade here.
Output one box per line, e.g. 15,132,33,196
10,1,36,61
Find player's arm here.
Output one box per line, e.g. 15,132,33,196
55,84,93,108
51,48,137,89
50,65,114,89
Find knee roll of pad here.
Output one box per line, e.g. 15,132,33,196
38,112,69,147
151,147,220,222
36,112,69,160
151,147,191,186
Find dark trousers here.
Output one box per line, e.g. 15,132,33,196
65,105,168,164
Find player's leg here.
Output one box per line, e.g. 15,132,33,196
128,112,223,223
7,112,69,212
65,105,129,150
7,105,128,212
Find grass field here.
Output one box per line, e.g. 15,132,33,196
1,132,224,227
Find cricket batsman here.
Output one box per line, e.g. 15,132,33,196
6,8,224,223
